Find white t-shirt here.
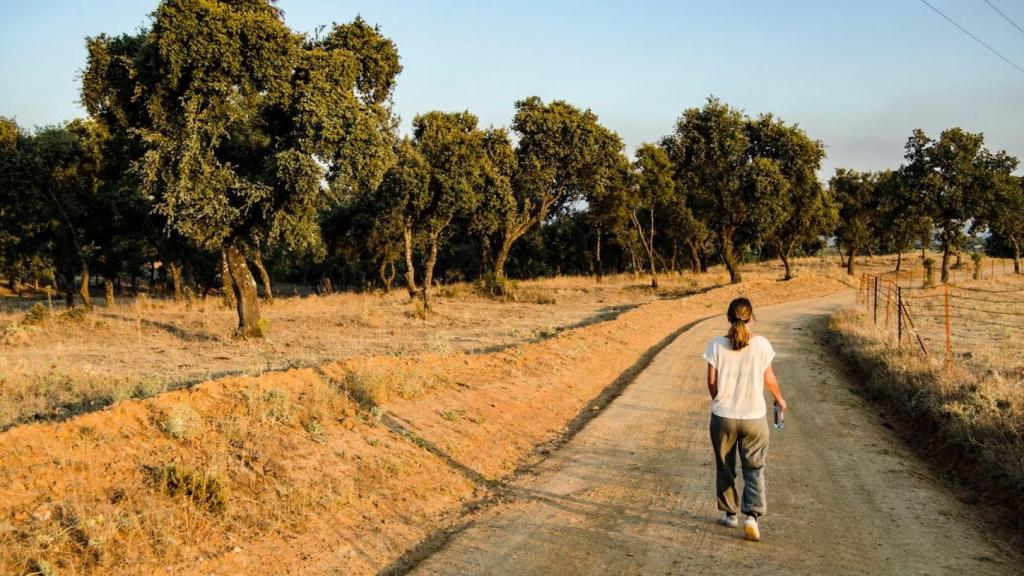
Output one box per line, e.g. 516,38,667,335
702,334,776,419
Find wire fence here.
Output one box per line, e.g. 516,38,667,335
857,257,1023,369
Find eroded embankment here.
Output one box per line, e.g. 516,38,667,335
0,274,848,575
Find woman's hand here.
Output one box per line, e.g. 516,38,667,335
764,365,785,413
775,397,788,415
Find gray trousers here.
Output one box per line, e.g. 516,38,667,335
710,414,769,517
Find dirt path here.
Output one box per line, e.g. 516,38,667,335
406,293,1023,576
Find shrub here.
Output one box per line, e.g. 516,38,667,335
153,465,226,512
153,404,201,441
440,407,465,422
474,273,517,299
56,306,89,325
0,321,29,345
263,389,293,423
341,371,390,409
305,418,327,443
21,302,50,326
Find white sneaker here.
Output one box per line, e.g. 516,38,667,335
744,516,760,541
719,513,738,527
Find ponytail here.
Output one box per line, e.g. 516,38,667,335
726,297,754,350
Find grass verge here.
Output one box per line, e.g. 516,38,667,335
826,307,1024,540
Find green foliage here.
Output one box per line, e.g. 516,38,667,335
987,175,1023,265
491,97,624,280
830,168,879,272
746,113,835,277
902,128,1018,280
662,97,796,282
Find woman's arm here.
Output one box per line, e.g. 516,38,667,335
707,364,718,400
764,364,787,413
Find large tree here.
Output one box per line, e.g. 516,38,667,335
902,128,1018,283
491,97,624,283
873,169,928,271
747,114,836,280
988,175,1024,274
663,97,789,283
376,139,430,298
629,144,675,288
830,169,878,276
26,121,108,308
409,111,487,309
85,3,401,336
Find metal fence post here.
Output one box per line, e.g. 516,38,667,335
897,286,903,346
944,283,952,368
873,277,879,324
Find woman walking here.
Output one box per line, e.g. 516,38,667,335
703,297,786,542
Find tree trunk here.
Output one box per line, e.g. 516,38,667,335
494,237,513,283
380,260,395,293
478,237,492,279
422,235,439,311
168,262,184,302
721,230,742,283
646,210,658,288
224,244,262,338
221,250,236,308
403,225,418,298
62,269,75,307
689,242,701,274
955,247,962,269
104,278,114,308
79,265,93,310
595,228,603,283
940,242,952,283
896,250,902,271
1012,238,1021,274
846,245,856,276
779,242,793,280
252,252,274,304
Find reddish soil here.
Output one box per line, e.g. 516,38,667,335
0,273,848,575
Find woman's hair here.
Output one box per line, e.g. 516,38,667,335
726,297,754,350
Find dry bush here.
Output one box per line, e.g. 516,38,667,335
827,307,1024,528
153,465,227,512
153,403,202,441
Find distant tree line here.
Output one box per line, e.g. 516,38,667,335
1,0,1020,337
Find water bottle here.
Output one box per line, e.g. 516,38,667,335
773,403,784,429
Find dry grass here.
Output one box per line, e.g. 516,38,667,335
0,268,851,575
0,256,848,430
827,293,1024,531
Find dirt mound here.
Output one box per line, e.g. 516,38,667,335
0,273,848,575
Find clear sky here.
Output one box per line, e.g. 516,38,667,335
2,0,1023,176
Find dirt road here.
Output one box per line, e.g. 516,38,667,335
407,293,1023,576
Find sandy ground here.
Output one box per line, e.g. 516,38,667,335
407,293,1024,576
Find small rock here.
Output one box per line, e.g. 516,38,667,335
232,547,242,553
31,503,52,522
